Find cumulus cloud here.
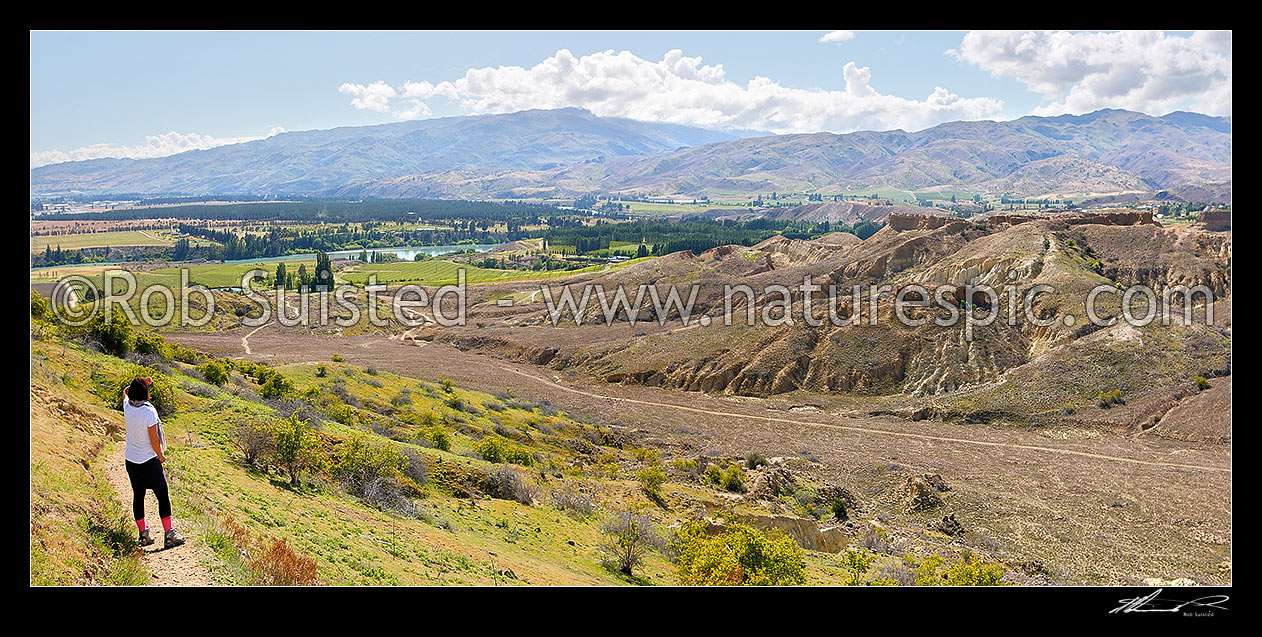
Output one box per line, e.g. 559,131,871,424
344,48,1003,134
950,30,1232,117
393,98,433,120
30,128,285,168
819,31,855,43
338,80,397,112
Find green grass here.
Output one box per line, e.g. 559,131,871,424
339,258,637,286
150,260,317,289
32,230,215,253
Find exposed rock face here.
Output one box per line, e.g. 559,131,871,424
901,475,945,512
704,515,850,554
922,474,951,493
890,209,1161,233
744,466,797,501
752,234,860,269
888,212,963,232
1195,209,1231,231
31,386,123,441
987,210,1157,227
745,466,856,512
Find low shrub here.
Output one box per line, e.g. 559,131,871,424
1096,388,1124,408
100,367,178,417
474,435,533,466
422,426,452,452
198,360,231,386
133,332,171,359
260,373,294,399
745,452,768,469
638,464,668,497
600,510,664,577
671,516,805,585
86,314,134,357
550,484,595,518
232,419,274,468
485,466,536,505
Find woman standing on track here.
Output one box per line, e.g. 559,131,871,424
122,377,185,549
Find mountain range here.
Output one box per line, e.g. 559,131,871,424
30,108,1231,202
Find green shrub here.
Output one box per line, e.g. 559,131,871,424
198,360,231,386
830,499,848,520
101,368,178,417
671,458,698,473
86,314,134,357
422,426,451,451
744,452,768,469
133,332,171,359
31,291,51,320
331,355,345,363
839,548,877,585
169,343,201,364
474,435,532,465
637,464,668,497
1096,388,1124,408
271,415,322,487
1193,375,1210,391
721,465,745,493
333,435,405,485
703,463,723,485
910,553,1005,586
474,435,508,463
260,373,294,399
315,364,328,378
633,447,662,463
671,517,806,585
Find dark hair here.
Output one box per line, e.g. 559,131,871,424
128,378,149,402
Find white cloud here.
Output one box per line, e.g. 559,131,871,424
344,48,1003,134
393,99,433,120
819,31,855,44
950,30,1231,117
30,128,285,168
338,80,397,112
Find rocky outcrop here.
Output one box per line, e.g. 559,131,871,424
901,475,945,512
1195,209,1231,231
703,515,850,554
888,212,963,232
931,513,965,536
987,210,1158,227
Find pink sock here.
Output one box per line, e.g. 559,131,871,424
161,517,173,533
136,519,147,532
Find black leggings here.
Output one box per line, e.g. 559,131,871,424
124,457,172,521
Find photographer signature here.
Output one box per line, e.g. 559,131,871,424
1111,588,1229,614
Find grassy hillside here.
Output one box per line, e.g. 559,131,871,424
30,307,1010,586
30,361,147,585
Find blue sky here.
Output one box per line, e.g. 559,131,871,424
29,30,1231,167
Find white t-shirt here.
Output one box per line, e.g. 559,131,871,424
123,397,163,464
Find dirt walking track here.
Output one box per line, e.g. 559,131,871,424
105,445,216,586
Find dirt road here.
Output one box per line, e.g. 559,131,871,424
105,445,216,586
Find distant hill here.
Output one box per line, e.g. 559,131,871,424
31,108,1230,201
29,108,744,196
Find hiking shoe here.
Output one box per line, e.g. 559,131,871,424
139,529,155,546
164,529,186,549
